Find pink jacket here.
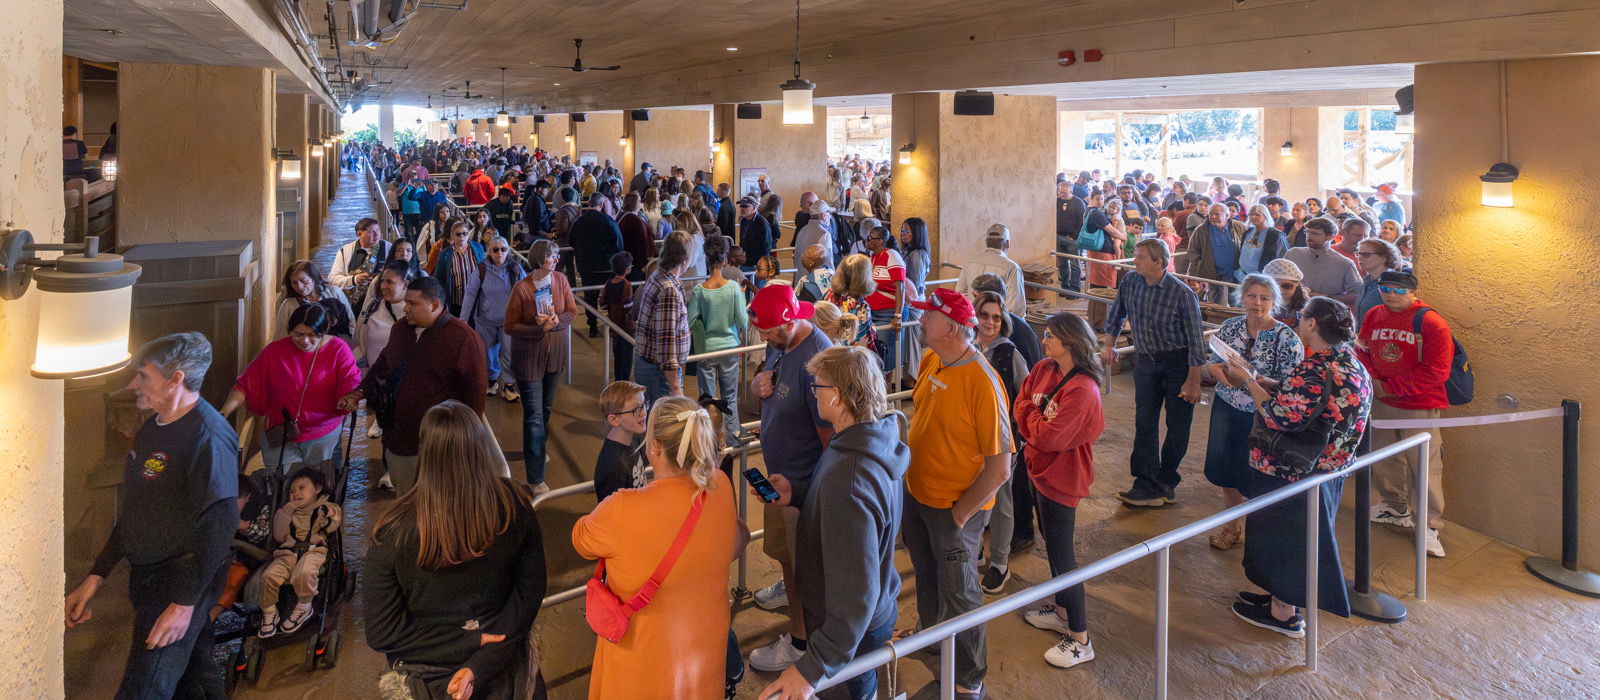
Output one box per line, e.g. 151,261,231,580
236,337,361,442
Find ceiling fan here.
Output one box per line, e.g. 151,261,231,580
442,80,483,99
536,38,620,72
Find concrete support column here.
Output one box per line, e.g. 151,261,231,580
510,116,536,149
1414,55,1600,565
474,119,490,145
0,0,66,694
62,54,82,134
1260,106,1346,199
711,103,828,218
326,107,340,203
307,105,327,246
892,92,1056,269
118,63,278,347
1058,110,1086,173
378,102,395,146
540,114,571,160
573,112,624,169
624,109,711,184
275,93,312,267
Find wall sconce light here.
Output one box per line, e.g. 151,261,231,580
619,135,628,147
1280,141,1294,156
310,139,325,158
0,231,143,379
100,157,118,182
276,149,302,181
898,143,915,166
712,139,723,153
1480,162,1519,208
564,134,573,143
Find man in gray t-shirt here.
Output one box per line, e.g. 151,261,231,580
1283,218,1361,307
748,284,834,672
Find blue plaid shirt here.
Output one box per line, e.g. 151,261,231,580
1103,271,1206,366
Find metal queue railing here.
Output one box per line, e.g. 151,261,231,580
1052,249,1242,291
811,432,1435,699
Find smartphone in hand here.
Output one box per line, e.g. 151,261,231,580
743,467,781,503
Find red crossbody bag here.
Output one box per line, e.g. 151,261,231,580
585,492,706,643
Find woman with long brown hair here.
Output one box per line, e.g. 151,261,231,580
364,400,546,700
574,396,742,698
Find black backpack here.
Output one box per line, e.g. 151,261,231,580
1411,306,1474,405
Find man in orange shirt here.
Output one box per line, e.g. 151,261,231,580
903,288,1014,698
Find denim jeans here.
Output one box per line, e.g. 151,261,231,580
870,308,898,372
1130,350,1196,494
117,562,228,699
819,617,894,700
1057,239,1082,292
517,371,560,484
475,321,515,386
610,334,634,383
1035,493,1088,633
987,466,1016,569
632,354,679,407
901,492,989,690
696,355,741,446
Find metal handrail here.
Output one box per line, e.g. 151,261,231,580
1052,250,1242,290
813,431,1435,698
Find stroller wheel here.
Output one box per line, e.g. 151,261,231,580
246,644,266,684
304,635,321,672
318,631,342,670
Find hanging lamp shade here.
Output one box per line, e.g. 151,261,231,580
781,78,815,125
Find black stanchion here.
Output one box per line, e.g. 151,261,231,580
1525,400,1600,597
1348,430,1407,622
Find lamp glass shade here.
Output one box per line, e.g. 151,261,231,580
32,285,134,378
496,113,510,128
101,158,118,182
311,144,325,158
1481,180,1514,208
280,158,302,181
619,136,627,146
1280,142,1293,156
782,83,815,125
711,141,722,153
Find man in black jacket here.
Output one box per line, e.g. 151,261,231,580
484,188,516,239
716,182,737,240
738,196,775,270
570,193,624,337
65,333,237,698
1056,181,1087,291
521,178,551,245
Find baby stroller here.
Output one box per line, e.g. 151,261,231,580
222,413,359,690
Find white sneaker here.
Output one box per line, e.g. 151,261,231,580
1425,528,1446,558
486,384,499,396
1043,636,1095,669
279,602,314,635
532,481,551,496
1370,503,1415,528
377,473,394,490
1023,606,1073,635
257,607,280,638
500,383,521,403
753,580,788,611
367,420,383,439
748,633,805,672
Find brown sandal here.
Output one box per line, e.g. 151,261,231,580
1210,524,1242,550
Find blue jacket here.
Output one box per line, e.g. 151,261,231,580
409,188,451,218
432,242,486,314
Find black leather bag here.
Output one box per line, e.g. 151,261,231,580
1246,370,1337,476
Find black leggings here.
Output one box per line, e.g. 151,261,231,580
1036,492,1088,633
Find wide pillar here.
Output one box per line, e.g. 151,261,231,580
892,92,1056,270
275,93,312,267
573,112,624,169
1414,56,1600,566
307,104,327,246
378,102,395,146
624,109,711,184
1259,106,1344,200
0,0,66,694
510,116,536,149
711,103,828,219
118,63,278,347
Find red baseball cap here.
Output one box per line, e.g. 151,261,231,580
910,288,977,327
749,283,815,329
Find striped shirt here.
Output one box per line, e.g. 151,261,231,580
634,268,689,370
1103,271,1206,366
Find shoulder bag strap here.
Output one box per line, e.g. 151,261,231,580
1410,305,1433,361
622,491,707,612
292,342,322,424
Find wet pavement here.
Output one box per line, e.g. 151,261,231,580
64,166,1600,699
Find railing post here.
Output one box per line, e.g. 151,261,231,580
1413,436,1429,601
1348,432,1406,622
1304,485,1320,672
565,324,573,384
735,449,751,598
1155,547,1170,700
940,635,956,700
603,325,612,384
1525,399,1600,597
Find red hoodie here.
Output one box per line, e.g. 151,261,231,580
1013,360,1104,507
1355,300,1452,410
463,170,495,205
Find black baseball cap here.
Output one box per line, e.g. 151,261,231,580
1377,270,1418,290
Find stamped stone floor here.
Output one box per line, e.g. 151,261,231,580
64,166,1599,699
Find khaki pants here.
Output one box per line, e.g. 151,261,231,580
259,548,327,607
761,502,800,566
1370,403,1446,529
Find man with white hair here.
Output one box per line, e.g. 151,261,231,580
957,224,1027,316
792,200,836,284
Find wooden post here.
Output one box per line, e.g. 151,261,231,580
62,56,82,134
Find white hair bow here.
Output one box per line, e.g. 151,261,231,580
674,408,710,466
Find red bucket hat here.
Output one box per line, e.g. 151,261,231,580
749,284,815,329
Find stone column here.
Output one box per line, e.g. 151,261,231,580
1258,107,1345,202
118,63,278,345
573,112,625,170
711,103,828,224
276,93,312,267
892,92,1057,271
307,104,327,246
378,102,395,146
625,109,711,185
509,116,536,149
0,0,66,694
1414,56,1600,565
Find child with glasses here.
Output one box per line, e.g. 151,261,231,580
595,380,651,503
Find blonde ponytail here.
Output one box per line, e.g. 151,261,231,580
648,396,721,493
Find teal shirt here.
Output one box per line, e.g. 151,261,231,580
688,281,749,353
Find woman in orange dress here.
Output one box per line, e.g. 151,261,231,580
573,395,743,698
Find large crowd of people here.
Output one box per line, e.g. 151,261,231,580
68,137,1460,700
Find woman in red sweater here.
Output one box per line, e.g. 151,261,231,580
1012,311,1105,671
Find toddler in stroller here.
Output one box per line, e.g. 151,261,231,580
258,465,342,637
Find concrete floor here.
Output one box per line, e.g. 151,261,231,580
64,167,1600,699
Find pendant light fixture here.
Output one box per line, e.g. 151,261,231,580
779,0,814,125
496,67,511,128
1480,61,1520,207
859,109,873,131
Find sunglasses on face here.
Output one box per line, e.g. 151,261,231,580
1376,285,1412,294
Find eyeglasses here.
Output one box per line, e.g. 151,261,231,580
1376,285,1412,294
1042,330,1055,340
1356,251,1378,259
609,404,647,417
810,384,835,396
1277,282,1297,291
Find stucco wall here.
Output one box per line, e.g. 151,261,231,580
118,63,276,350
1414,57,1600,564
541,114,572,159
728,105,828,225
509,117,535,149
891,93,942,263
628,109,710,183
573,112,624,170
0,0,66,694
275,93,310,266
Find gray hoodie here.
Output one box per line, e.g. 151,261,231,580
792,413,909,687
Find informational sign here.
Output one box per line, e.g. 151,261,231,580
579,151,599,166
739,167,767,197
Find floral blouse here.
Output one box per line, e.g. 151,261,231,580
823,289,878,348
1250,345,1373,481
1207,315,1303,412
